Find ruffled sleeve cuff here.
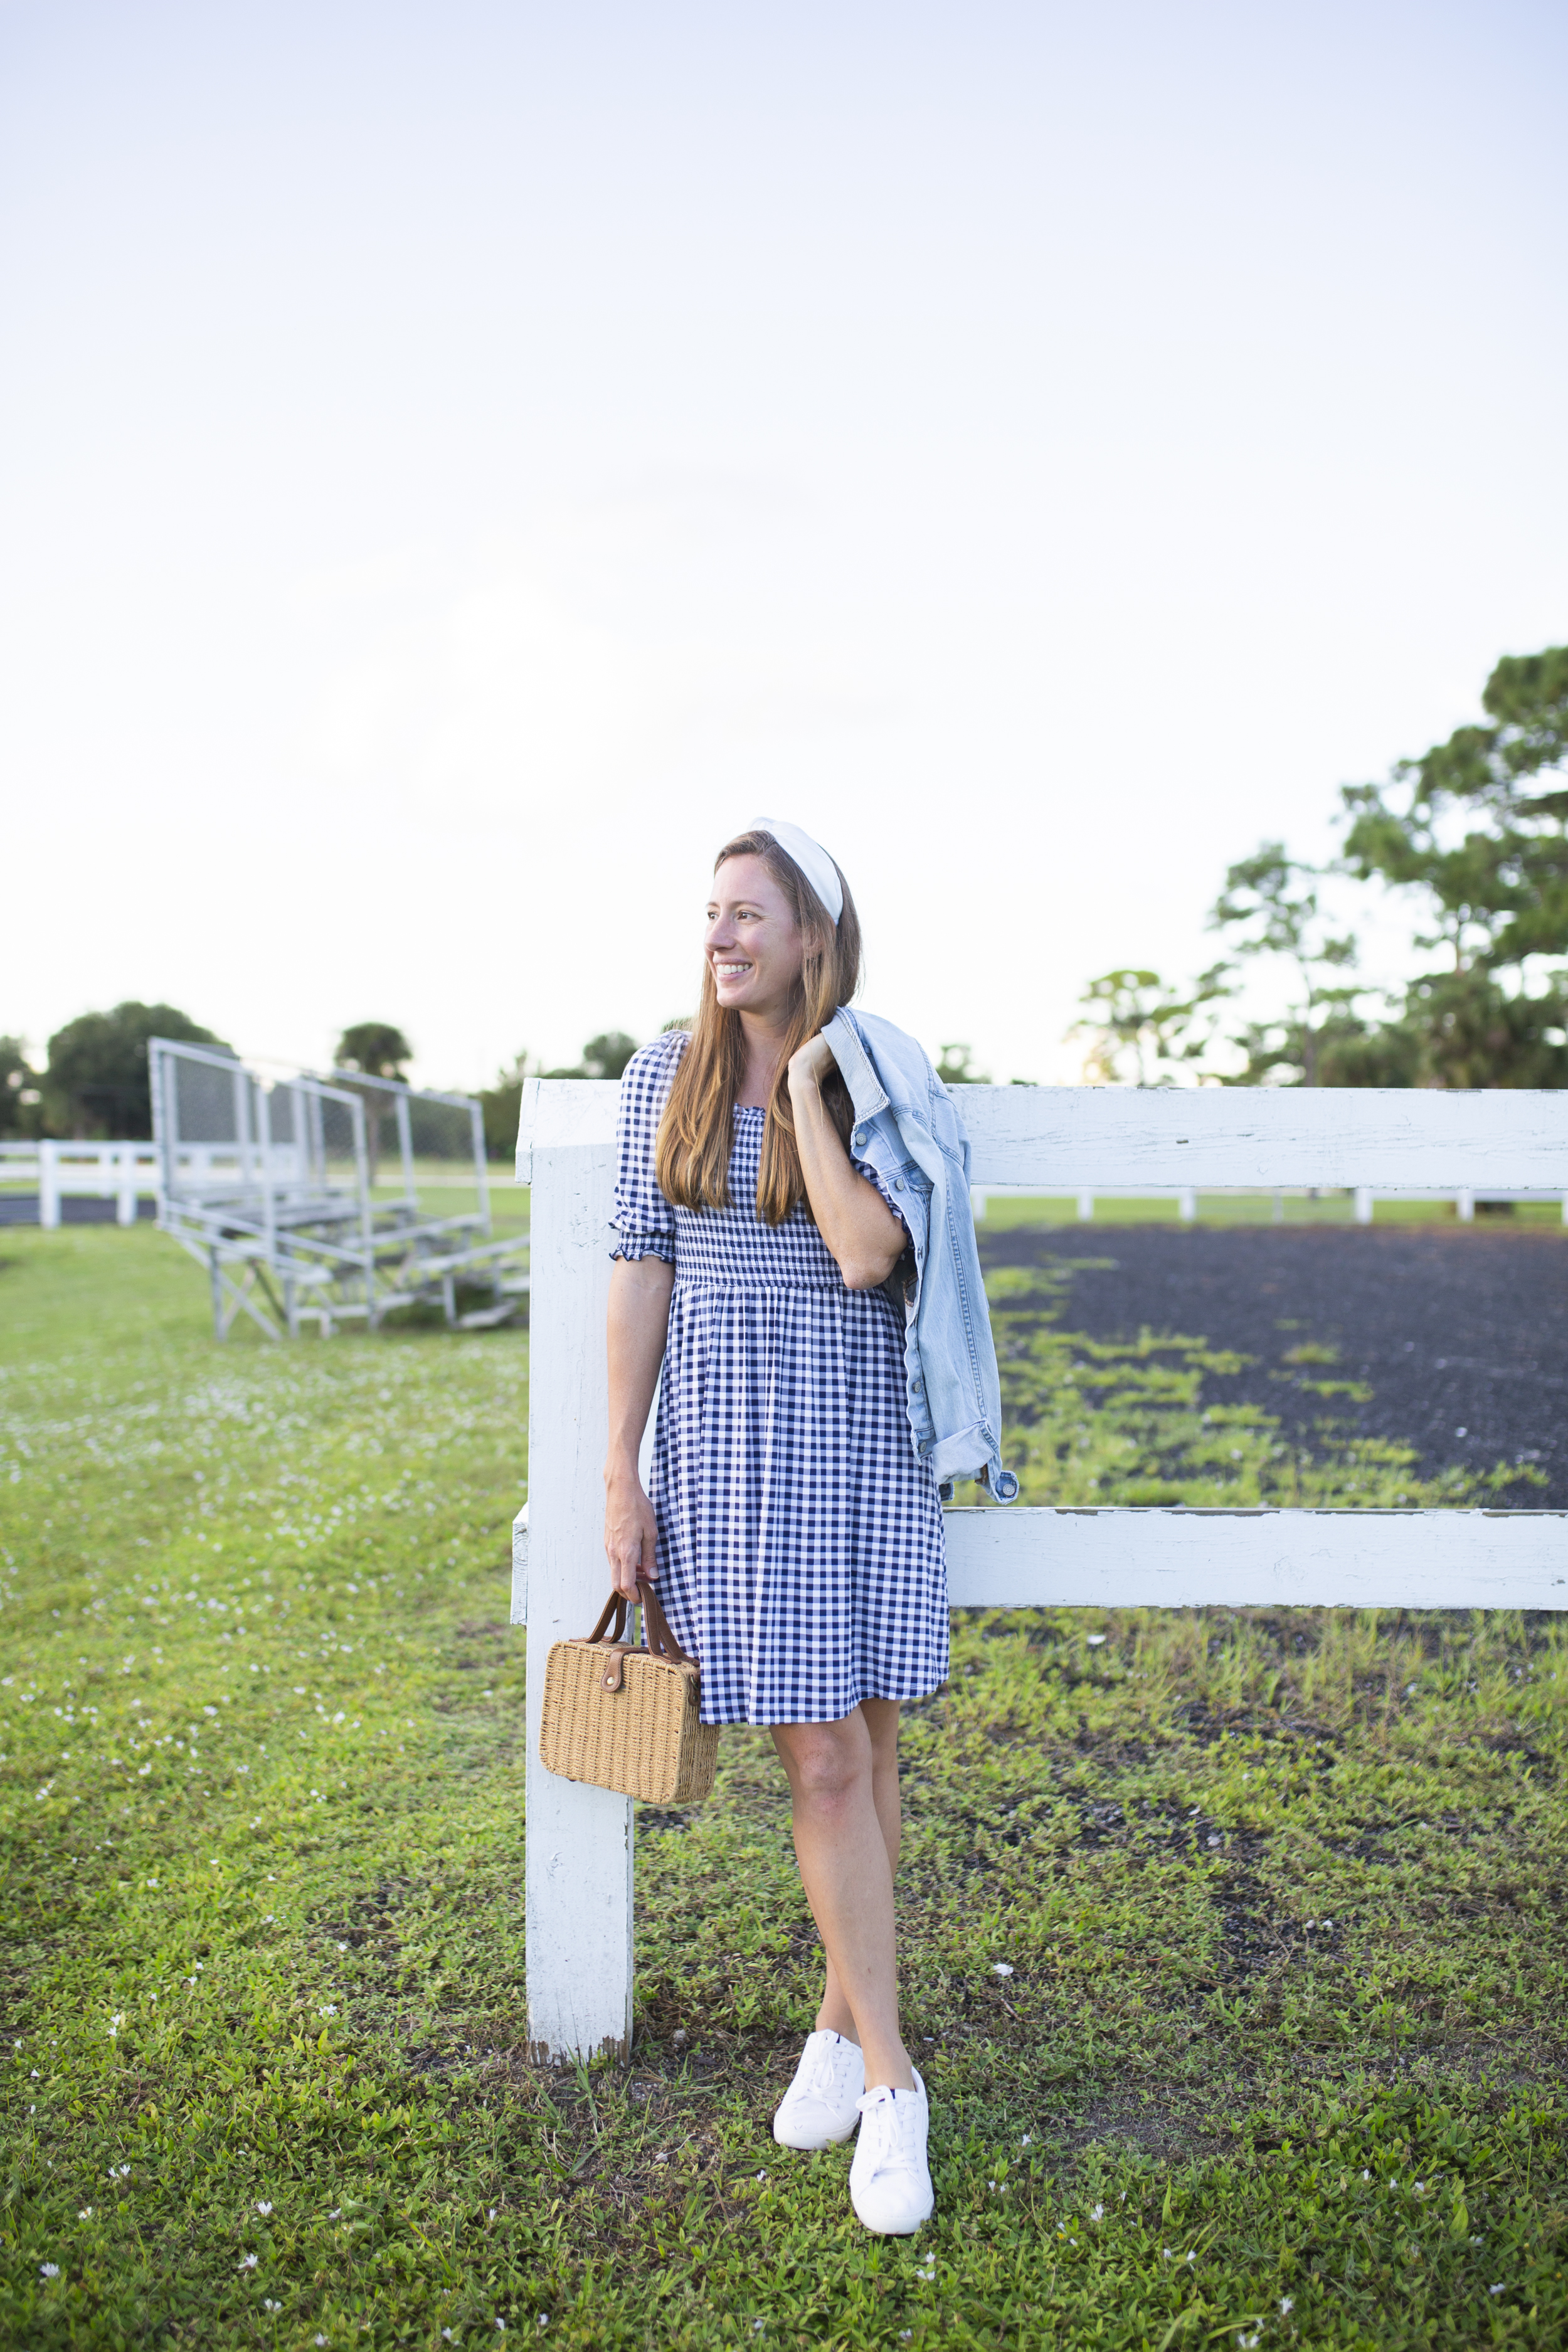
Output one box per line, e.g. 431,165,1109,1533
610,1232,677,1265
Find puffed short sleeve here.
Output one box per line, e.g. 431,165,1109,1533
610,1034,685,1264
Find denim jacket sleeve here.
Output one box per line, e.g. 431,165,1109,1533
822,1006,1018,1502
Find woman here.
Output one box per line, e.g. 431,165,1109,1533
603,819,993,2237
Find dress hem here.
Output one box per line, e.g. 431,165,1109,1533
697,1679,948,1729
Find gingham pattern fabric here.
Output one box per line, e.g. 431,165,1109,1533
611,1032,949,1726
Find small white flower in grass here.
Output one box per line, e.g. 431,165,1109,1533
240,2253,258,2270
1162,2247,1173,2260
263,2301,282,2314
1279,2296,1293,2314
315,2337,329,2346
1020,2133,1032,2147
1362,2170,1371,2181
40,2263,60,2279
256,2200,273,2215
1090,2203,1104,2220
1086,1634,1107,1647
1185,2251,1197,2266
78,2208,92,2220
991,1963,1014,1978
328,2208,341,2220
1490,2285,1505,2296
319,2005,337,2017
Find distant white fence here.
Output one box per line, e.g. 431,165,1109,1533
971,1183,1568,1224
0,1140,161,1227
514,1078,1568,2063
0,1138,395,1232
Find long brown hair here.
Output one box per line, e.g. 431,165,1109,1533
655,829,862,1224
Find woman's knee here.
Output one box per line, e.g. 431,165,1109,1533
776,1721,872,1809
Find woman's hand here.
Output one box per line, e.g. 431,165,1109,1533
604,1465,658,1602
788,1034,907,1291
787,1030,837,1088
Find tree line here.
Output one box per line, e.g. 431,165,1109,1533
9,645,1560,1144
1070,644,1568,1088
0,1007,645,1163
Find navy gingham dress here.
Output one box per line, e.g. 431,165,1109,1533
612,1032,949,1725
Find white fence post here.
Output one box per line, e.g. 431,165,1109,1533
1354,1185,1374,1224
1458,1187,1475,1222
1178,1186,1197,1222
1076,1188,1093,1221
38,1141,61,1228
516,1082,634,2061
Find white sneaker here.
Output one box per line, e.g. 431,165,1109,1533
772,2030,866,2149
849,2070,933,2234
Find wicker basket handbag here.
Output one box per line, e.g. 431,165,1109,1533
538,1577,718,1805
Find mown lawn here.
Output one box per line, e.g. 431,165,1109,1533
2,1226,1565,2349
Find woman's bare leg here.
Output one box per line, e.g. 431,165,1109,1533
773,1698,912,2092
813,1698,900,2042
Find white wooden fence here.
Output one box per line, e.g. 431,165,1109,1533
0,1140,161,1226
0,1139,299,1227
512,1079,1568,2063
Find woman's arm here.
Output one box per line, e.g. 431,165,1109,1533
788,1037,908,1291
604,1255,675,1600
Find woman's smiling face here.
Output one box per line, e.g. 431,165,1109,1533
706,854,811,1023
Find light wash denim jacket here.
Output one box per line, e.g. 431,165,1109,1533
823,1006,1019,1503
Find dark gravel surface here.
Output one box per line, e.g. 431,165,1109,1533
978,1223,1568,1510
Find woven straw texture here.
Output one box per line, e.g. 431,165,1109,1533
539,1638,719,1804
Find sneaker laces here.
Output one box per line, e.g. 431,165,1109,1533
804,2036,852,2097
859,2087,921,2177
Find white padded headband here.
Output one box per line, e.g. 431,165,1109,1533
750,816,844,926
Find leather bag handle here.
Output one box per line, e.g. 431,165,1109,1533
583,1579,697,1670
634,1576,697,1669
585,1589,632,1646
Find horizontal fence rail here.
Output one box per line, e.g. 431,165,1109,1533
514,1077,1568,2061
970,1184,1568,1224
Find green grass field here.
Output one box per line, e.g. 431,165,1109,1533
3,1227,1565,2348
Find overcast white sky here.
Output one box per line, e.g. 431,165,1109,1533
3,0,1565,1089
